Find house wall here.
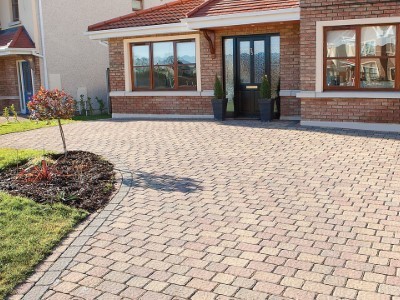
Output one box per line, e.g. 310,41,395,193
109,22,300,117
143,0,175,9
300,0,400,124
40,0,132,110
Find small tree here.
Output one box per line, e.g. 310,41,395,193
96,97,105,114
214,75,224,100
10,104,19,122
260,75,271,99
28,87,75,157
3,107,10,123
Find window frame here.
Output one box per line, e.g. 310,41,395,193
130,39,197,91
324,23,400,91
11,0,19,22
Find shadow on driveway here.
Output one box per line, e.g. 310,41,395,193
131,171,203,193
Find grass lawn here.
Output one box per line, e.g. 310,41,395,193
0,114,111,136
0,149,88,299
0,149,47,171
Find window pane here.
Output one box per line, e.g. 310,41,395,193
326,59,356,87
153,66,174,89
361,26,396,57
177,42,196,64
254,40,265,84
360,58,395,88
239,41,251,83
12,0,19,21
133,45,150,66
327,30,356,57
224,39,235,113
270,36,280,98
134,67,150,88
178,65,196,88
153,42,174,65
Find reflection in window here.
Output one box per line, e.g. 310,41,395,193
270,36,280,98
327,30,356,57
326,59,356,87
240,41,251,83
361,58,395,88
361,26,396,57
131,40,197,90
254,40,266,84
224,39,234,113
325,24,399,90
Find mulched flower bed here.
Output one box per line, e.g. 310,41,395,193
0,151,114,212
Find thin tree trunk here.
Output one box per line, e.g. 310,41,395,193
57,119,67,158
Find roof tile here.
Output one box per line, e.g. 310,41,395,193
0,26,35,49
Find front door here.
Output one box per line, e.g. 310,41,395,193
223,35,280,118
237,36,268,117
18,61,34,114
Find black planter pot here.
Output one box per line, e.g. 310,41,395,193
211,98,228,121
258,98,273,122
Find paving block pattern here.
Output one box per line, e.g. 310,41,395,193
2,120,400,300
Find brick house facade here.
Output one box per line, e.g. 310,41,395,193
88,0,400,131
299,0,400,126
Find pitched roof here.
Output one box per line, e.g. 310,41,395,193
187,0,299,18
0,26,35,49
88,0,206,32
88,0,299,32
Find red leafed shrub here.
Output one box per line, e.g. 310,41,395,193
17,160,58,183
28,87,76,157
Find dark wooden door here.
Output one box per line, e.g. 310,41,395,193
236,36,269,118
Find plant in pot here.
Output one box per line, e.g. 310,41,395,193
258,75,273,122
211,75,228,121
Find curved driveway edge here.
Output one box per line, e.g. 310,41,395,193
9,159,133,300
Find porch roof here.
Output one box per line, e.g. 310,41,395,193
88,0,300,32
0,26,35,49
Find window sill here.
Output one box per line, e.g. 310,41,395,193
8,21,21,27
297,91,400,99
110,90,213,97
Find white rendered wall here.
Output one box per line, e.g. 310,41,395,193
40,0,132,106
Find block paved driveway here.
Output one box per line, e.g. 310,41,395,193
2,120,400,300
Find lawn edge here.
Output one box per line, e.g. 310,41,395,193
9,157,132,299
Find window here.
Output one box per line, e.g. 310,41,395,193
324,24,399,90
11,0,19,22
131,40,197,90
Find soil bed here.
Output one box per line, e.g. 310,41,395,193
0,151,114,212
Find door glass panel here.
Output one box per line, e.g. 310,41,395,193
239,41,251,83
327,30,356,57
224,38,234,113
270,36,280,98
360,58,395,88
254,40,265,84
361,26,396,57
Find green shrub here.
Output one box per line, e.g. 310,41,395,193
214,75,224,99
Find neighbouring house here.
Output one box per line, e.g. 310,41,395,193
0,0,162,114
86,0,400,131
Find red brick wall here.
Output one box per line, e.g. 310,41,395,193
108,22,300,116
302,98,400,123
300,0,400,123
111,96,212,115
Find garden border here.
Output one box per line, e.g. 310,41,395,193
9,158,133,300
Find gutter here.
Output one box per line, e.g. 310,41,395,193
85,7,300,40
38,0,49,88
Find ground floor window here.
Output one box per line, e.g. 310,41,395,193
131,40,197,91
325,24,399,90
